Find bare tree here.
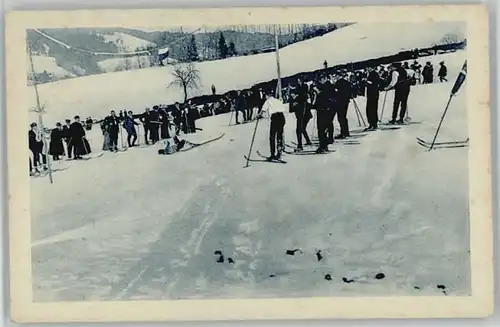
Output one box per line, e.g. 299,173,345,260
168,62,201,102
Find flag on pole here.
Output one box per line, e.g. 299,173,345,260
158,47,170,62
451,60,467,95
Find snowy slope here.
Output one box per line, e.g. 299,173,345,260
27,22,465,126
28,55,76,78
100,32,156,51
31,50,469,301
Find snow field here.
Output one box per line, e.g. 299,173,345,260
31,49,469,300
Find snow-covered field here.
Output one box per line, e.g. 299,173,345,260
100,32,156,51
27,55,76,79
27,22,465,126
31,48,469,301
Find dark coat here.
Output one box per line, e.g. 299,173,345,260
438,65,447,77
123,116,138,135
49,128,65,156
333,78,352,107
104,115,120,135
366,70,381,98
28,130,42,153
69,122,87,156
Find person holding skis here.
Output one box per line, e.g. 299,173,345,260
258,91,287,161
385,62,414,124
438,61,448,82
104,110,120,152
123,110,139,147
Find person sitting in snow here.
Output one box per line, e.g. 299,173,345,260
157,135,192,155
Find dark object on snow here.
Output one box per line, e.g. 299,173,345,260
414,286,421,290
216,255,224,263
375,273,385,280
228,257,235,264
325,274,332,281
269,274,276,278
437,285,446,289
342,277,354,283
214,250,222,255
316,250,323,261
286,249,302,255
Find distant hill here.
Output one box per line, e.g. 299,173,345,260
27,24,351,84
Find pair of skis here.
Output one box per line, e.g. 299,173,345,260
177,133,225,153
244,150,287,164
416,137,469,150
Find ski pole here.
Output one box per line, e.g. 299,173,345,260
379,90,388,122
352,100,362,127
244,115,262,168
428,94,453,151
352,98,366,127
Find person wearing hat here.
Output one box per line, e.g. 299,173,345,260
104,110,120,152
385,62,413,124
28,122,46,172
289,77,312,151
332,71,352,140
140,107,153,144
422,61,434,84
62,119,73,158
438,61,448,82
49,122,65,161
364,66,382,131
312,74,334,153
69,115,87,159
258,91,287,161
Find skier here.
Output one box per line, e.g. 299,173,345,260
364,66,381,131
140,107,153,144
211,84,216,95
158,135,189,155
289,78,312,151
323,60,328,69
28,122,46,173
385,62,413,124
104,110,120,152
49,122,65,161
123,110,139,147
312,74,333,153
245,90,255,121
333,72,352,140
234,90,247,124
69,116,87,159
422,61,434,84
255,87,266,116
410,60,422,84
258,92,286,161
438,61,448,82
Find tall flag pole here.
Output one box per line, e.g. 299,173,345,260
427,60,467,151
28,45,54,184
274,24,282,100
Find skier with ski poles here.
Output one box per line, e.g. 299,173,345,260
104,110,120,152
385,62,414,124
257,91,287,161
364,66,382,131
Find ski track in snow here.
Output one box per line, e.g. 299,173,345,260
30,32,469,300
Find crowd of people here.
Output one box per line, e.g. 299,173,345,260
28,57,449,173
257,59,448,160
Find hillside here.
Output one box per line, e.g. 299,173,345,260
27,24,348,82
27,22,465,126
